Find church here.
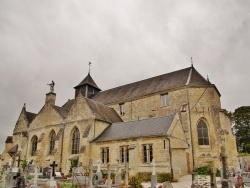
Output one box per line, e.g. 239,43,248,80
1,65,238,179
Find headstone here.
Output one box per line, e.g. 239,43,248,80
93,160,103,185
30,166,42,187
50,161,58,177
55,172,62,179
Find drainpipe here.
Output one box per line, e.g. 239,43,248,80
187,87,195,171
165,136,173,180
60,118,66,172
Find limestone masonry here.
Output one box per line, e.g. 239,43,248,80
1,66,238,179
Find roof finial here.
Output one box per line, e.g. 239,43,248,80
207,74,210,82
88,62,91,74
191,57,193,67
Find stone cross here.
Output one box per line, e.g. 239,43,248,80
151,159,157,188
30,166,42,186
115,160,121,185
151,159,156,175
89,159,93,188
125,162,129,187
97,160,102,173
107,164,111,188
50,161,58,177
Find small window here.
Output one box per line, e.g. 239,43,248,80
88,86,95,94
120,146,129,163
119,103,125,115
197,120,210,145
49,131,56,155
142,144,153,163
101,147,109,164
161,94,169,106
31,136,38,156
72,128,80,154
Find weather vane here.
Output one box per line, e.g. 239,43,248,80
89,62,91,74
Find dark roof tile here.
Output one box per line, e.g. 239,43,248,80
85,98,123,123
74,73,101,90
93,115,174,142
90,67,211,105
5,136,13,143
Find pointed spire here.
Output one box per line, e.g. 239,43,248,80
191,57,193,67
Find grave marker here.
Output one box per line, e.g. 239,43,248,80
50,161,58,177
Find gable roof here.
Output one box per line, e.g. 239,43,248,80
62,99,75,110
26,111,36,123
74,73,101,90
85,98,123,123
90,66,216,105
53,106,70,118
5,136,13,143
92,115,174,142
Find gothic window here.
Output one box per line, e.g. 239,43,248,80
142,144,153,163
119,103,125,115
49,131,56,155
161,94,169,106
72,128,80,154
101,147,109,164
31,136,38,156
120,146,129,163
197,120,210,145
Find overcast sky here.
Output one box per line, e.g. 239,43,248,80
0,0,249,153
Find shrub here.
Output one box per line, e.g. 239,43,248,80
194,166,210,175
194,166,221,177
27,175,34,180
135,172,151,182
157,172,172,183
129,176,143,188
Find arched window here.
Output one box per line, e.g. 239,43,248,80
72,128,80,154
197,120,210,145
31,136,38,156
49,131,56,154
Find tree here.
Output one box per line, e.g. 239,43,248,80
233,106,250,153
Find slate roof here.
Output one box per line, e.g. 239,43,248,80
85,98,123,123
90,66,217,105
53,106,70,118
74,73,101,90
26,111,36,123
5,136,13,143
92,115,174,142
62,99,75,110
8,144,18,154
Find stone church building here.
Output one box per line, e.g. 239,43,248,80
1,65,238,179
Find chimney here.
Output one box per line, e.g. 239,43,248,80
45,92,56,106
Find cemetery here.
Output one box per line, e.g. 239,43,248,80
0,158,174,188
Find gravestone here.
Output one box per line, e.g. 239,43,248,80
50,161,58,177
30,166,42,187
94,160,103,185
46,161,58,187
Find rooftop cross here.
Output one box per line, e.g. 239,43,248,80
89,62,91,74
